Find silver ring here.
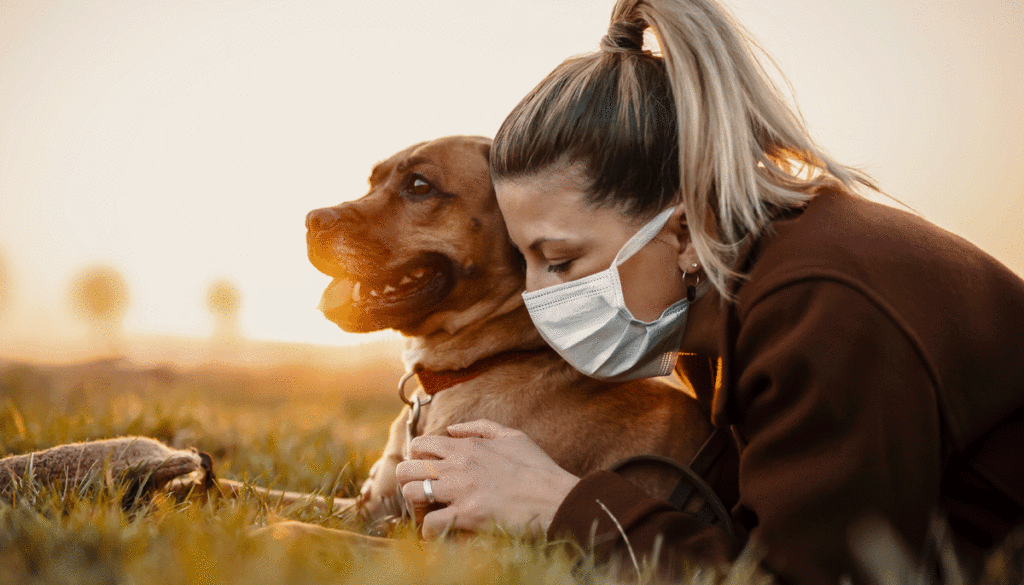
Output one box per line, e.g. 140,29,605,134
423,478,436,506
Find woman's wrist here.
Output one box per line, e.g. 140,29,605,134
537,469,581,534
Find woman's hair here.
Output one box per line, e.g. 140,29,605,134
491,0,878,298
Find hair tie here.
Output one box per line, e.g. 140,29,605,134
599,20,647,54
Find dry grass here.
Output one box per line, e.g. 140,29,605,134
2,357,1020,585
0,357,648,585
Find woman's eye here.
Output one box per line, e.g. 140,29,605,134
547,260,573,274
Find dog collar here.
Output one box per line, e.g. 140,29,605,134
407,348,550,398
398,348,549,462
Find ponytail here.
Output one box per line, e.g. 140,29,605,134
491,0,878,299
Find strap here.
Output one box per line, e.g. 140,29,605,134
666,426,734,535
667,426,731,506
689,425,732,477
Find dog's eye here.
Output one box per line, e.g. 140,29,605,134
411,178,432,195
406,176,435,198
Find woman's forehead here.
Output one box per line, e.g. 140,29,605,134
496,181,585,242
495,169,635,245
495,162,588,198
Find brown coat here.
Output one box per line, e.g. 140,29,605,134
547,189,1024,583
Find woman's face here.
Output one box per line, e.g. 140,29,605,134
495,164,688,322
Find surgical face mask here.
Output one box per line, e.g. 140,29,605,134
522,206,710,382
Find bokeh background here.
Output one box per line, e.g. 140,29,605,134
1,0,1021,362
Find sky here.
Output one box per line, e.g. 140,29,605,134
0,0,1021,351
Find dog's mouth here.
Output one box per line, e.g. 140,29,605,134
318,252,455,331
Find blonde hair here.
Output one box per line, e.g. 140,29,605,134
491,0,878,298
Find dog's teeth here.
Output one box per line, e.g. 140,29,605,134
399,276,413,285
383,284,396,294
412,269,426,279
352,281,362,302
369,289,380,297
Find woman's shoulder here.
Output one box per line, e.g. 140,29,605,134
735,186,1021,310
728,186,1024,447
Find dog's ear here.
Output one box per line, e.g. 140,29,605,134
472,136,492,166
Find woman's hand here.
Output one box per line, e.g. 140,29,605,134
394,419,580,539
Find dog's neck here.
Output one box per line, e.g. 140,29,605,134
402,291,549,372
413,347,550,395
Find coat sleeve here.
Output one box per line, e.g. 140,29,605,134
547,279,944,584
730,279,943,583
546,468,742,575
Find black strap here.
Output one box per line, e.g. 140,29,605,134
666,426,734,536
668,426,730,507
606,426,736,537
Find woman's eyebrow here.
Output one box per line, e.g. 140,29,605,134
527,237,569,252
508,235,578,253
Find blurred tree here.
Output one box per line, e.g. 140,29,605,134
70,265,129,355
207,279,242,353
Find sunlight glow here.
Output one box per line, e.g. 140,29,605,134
0,0,1020,361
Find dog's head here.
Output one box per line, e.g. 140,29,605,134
306,136,525,336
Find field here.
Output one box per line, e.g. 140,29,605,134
0,348,1019,585
0,349,683,585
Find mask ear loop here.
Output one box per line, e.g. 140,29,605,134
685,263,699,302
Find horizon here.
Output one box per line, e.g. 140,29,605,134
0,328,405,365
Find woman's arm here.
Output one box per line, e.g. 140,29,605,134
397,420,741,574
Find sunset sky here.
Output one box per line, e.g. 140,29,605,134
0,0,1021,353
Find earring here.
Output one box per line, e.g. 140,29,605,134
687,275,700,302
686,263,700,302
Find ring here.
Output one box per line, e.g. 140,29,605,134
423,478,436,505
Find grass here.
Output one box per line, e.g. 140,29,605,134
2,356,1021,585
0,357,654,585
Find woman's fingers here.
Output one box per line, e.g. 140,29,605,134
395,423,578,538
421,504,463,540
446,418,519,439
406,420,522,461
405,434,463,461
395,458,439,486
399,475,447,506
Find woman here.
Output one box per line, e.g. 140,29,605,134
395,0,1024,582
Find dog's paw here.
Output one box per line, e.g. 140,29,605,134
0,437,213,502
358,459,383,503
356,455,402,520
151,449,215,495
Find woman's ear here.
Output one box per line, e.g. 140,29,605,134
666,203,701,275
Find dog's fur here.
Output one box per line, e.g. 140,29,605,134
0,436,211,498
303,136,712,525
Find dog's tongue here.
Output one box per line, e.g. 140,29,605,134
319,278,356,313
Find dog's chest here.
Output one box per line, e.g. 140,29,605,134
409,383,599,475
414,388,508,436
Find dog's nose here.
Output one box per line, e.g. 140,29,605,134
306,207,342,233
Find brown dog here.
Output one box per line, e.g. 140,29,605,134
303,136,713,530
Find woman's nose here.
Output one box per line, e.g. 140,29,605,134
523,270,544,294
